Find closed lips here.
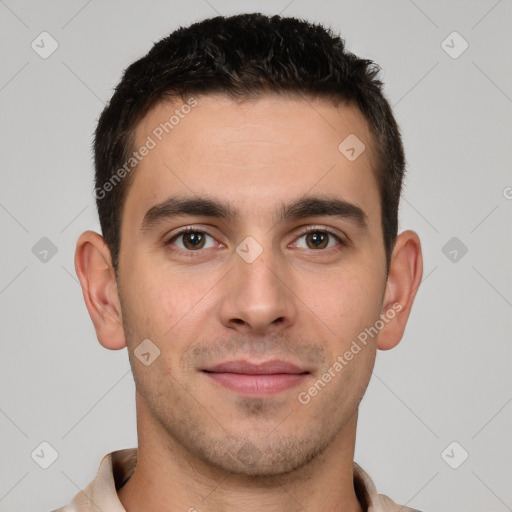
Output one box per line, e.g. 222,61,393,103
202,360,309,375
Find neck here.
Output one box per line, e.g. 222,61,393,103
118,395,363,512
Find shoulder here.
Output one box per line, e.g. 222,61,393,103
373,493,422,511
354,463,422,512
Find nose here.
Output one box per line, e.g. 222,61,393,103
218,245,298,335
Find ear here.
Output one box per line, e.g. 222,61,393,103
377,230,423,351
74,230,126,350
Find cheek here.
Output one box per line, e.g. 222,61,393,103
117,271,172,355
119,262,219,370
120,257,192,326
301,267,384,338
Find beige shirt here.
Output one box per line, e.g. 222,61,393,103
52,448,421,512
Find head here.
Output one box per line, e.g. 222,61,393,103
94,13,405,274
76,13,422,477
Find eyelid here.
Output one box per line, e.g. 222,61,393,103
164,226,219,246
294,225,348,244
163,225,348,253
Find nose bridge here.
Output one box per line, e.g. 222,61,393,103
219,236,296,332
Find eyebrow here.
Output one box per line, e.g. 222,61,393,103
140,195,368,233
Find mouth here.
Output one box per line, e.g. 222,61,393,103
202,360,310,396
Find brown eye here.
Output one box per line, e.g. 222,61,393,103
305,231,329,249
293,229,342,251
181,231,206,250
167,229,217,251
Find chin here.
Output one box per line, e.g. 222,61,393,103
192,433,330,478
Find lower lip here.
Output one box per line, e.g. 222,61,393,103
204,372,308,396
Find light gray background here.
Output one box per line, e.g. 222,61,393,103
1,0,511,511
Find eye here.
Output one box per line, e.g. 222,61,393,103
293,228,343,250
164,227,344,254
166,228,217,251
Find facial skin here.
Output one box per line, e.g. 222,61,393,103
75,94,422,512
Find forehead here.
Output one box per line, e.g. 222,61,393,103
125,93,380,227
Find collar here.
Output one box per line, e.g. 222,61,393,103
56,448,419,512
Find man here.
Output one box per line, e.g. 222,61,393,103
57,12,423,512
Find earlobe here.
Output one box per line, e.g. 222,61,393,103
74,230,127,350
377,230,423,351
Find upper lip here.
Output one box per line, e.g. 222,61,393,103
203,360,309,375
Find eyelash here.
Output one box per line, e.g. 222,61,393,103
164,226,346,255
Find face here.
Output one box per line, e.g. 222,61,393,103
116,94,388,476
